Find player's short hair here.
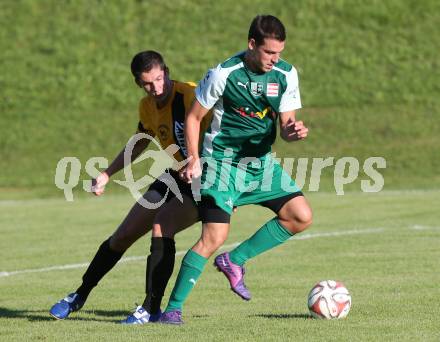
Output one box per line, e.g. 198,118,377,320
248,15,286,46
131,50,169,81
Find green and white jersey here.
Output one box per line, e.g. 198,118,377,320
196,51,301,161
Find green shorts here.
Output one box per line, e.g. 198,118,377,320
198,153,301,214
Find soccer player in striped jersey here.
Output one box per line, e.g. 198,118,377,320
160,15,313,324
49,51,211,324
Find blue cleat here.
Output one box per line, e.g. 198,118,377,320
159,310,184,325
49,293,85,320
120,305,161,324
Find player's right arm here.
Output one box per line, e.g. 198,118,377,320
181,67,226,183
92,99,155,196
91,135,151,196
182,100,210,183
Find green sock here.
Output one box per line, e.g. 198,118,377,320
164,249,207,312
229,218,293,266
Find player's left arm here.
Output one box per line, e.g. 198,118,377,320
278,66,307,142
279,110,308,142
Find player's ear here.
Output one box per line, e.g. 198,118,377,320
248,38,256,51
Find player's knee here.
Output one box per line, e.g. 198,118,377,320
295,209,313,232
109,234,130,252
282,207,313,234
208,235,226,250
193,236,223,258
110,225,140,251
202,234,227,254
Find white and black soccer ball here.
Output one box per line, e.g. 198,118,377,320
307,280,351,319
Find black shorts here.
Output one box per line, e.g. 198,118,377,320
147,169,194,203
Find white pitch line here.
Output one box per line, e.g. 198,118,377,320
410,225,440,231
1,188,439,206
292,227,384,240
0,228,384,278
0,242,241,278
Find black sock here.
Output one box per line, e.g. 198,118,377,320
142,237,176,314
76,237,124,300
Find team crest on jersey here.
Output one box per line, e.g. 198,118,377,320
250,82,263,97
158,125,170,141
267,83,279,97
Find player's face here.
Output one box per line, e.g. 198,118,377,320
137,66,169,99
248,37,285,72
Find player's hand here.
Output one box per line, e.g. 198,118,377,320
91,172,110,196
180,157,201,184
284,119,308,141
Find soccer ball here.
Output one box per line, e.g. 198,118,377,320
307,280,351,319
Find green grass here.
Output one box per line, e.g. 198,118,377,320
1,0,440,197
1,191,439,341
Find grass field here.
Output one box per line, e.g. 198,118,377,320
1,191,439,341
1,0,439,340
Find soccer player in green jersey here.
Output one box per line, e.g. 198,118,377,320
160,15,313,324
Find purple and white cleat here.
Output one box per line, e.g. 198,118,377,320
214,252,251,301
159,310,183,325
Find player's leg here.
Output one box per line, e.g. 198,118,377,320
141,194,199,316
49,188,163,320
215,158,312,299
228,194,312,266
160,199,231,324
276,195,313,233
76,190,163,299
121,170,203,324
213,194,311,302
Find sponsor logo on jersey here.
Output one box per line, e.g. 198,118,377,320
232,106,271,119
250,82,263,96
267,83,279,97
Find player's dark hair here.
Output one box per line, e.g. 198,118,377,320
131,50,169,81
248,15,286,46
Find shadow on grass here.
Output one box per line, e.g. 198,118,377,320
0,307,129,323
191,314,209,318
251,313,313,320
81,309,128,318
0,307,63,322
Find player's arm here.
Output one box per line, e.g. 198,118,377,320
92,125,152,196
181,67,225,183
182,99,210,183
105,137,151,177
279,110,308,142
278,66,306,142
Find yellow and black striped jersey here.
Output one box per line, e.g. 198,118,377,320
136,81,212,162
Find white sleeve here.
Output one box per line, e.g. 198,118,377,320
278,67,302,113
195,65,227,109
